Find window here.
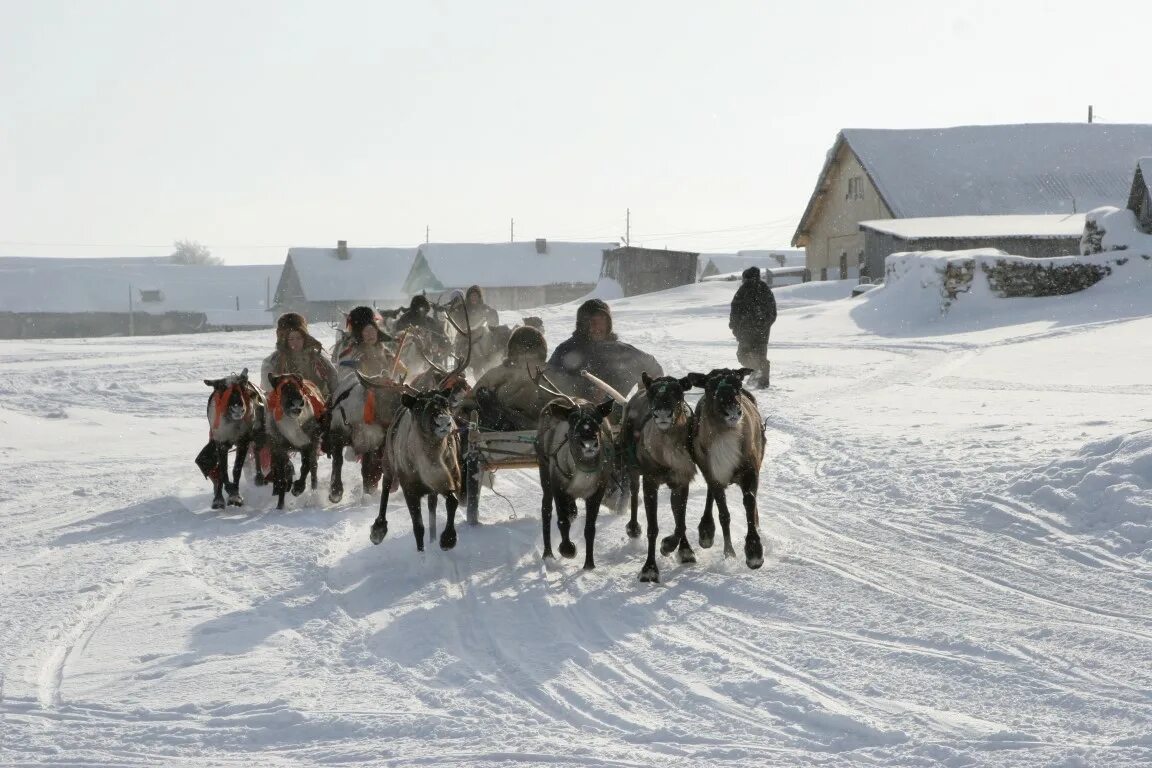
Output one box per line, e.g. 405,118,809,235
846,176,865,201
138,289,164,303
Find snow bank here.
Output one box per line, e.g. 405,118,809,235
1009,431,1152,559
1081,206,1152,257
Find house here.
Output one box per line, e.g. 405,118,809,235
402,240,618,310
858,214,1085,280
0,259,280,339
600,246,698,297
792,123,1152,280
698,249,805,279
273,241,420,322
1128,158,1152,233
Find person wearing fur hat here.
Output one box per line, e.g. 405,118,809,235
333,306,399,380
457,325,552,430
260,312,339,399
729,266,776,388
393,294,443,337
545,298,663,402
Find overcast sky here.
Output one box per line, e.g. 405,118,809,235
2,0,1150,265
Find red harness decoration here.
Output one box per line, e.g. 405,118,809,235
363,389,376,424
211,383,250,431
270,378,326,422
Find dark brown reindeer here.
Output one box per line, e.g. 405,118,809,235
534,371,616,570
199,367,265,509
264,373,325,510
619,372,698,582
685,367,766,569
369,339,471,552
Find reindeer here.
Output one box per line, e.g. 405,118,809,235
686,367,766,569
533,371,617,570
264,373,325,510
369,341,471,552
619,372,698,582
325,368,408,503
199,367,265,509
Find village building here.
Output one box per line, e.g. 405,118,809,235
698,249,806,284
0,258,280,339
599,246,698,297
272,241,419,322
401,240,618,310
792,123,1152,281
858,214,1085,280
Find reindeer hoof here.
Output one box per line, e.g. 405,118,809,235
625,520,642,538
559,541,577,559
227,494,244,507
211,498,226,510
291,480,307,497
369,520,388,545
639,564,659,583
660,534,679,557
328,488,343,504
582,560,596,571
678,548,696,564
542,549,554,560
698,525,715,549
745,538,764,569
439,530,457,551
253,473,266,487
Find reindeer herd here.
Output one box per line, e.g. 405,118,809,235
198,304,769,583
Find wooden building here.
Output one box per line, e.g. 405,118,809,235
600,246,698,297
273,242,419,322
792,123,1152,280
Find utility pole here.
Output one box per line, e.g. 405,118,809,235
1088,105,1094,123
510,218,515,242
425,225,430,243
625,208,631,246
128,284,135,336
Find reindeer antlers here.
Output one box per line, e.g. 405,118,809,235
355,368,418,396
529,364,577,409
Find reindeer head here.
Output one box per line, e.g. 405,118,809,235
204,368,251,424
641,372,694,431
688,368,754,426
268,373,308,420
562,399,615,463
400,389,457,440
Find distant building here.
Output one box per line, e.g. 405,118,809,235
698,249,804,279
792,123,1152,280
858,214,1085,280
402,240,618,310
273,242,419,322
0,259,280,339
600,246,698,297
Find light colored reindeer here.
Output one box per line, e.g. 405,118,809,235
686,367,766,569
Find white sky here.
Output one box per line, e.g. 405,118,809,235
3,0,1151,265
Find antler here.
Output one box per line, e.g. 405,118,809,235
529,364,577,408
355,368,417,396
445,304,471,382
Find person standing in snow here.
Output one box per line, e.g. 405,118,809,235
728,266,777,388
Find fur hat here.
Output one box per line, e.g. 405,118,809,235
506,325,547,363
466,285,484,302
275,311,321,352
522,316,544,331
575,298,615,340
408,294,431,313
741,266,761,281
347,305,391,343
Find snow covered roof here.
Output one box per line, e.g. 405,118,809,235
0,262,281,315
795,123,1152,244
404,241,618,293
282,246,419,303
859,214,1086,240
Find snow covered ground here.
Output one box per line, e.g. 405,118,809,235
3,255,1151,767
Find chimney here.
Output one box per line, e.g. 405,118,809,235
336,240,349,260
535,238,548,254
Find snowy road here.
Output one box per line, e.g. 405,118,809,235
2,277,1151,766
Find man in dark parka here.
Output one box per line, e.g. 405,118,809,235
729,266,777,387
546,299,663,402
